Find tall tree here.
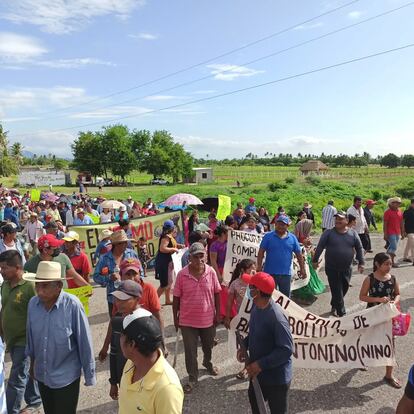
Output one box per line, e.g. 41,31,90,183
71,131,105,177
380,153,400,168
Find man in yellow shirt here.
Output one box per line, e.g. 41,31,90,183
118,312,183,414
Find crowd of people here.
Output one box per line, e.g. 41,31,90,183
0,188,414,414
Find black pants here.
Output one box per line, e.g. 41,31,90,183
326,267,352,316
248,380,290,414
358,233,370,251
38,378,80,414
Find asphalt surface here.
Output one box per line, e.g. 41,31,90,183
4,234,414,413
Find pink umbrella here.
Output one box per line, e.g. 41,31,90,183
42,192,59,203
160,193,203,209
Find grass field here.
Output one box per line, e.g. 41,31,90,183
3,165,413,229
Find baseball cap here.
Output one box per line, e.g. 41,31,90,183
163,219,174,230
120,258,142,276
276,215,290,225
249,197,255,203
44,221,58,229
242,272,275,294
38,234,65,250
110,280,143,301
63,231,80,242
30,212,38,217
98,228,113,241
119,205,127,212
334,210,347,218
365,199,377,206
122,314,163,350
189,242,205,256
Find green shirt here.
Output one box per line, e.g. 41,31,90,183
24,253,73,289
1,279,35,350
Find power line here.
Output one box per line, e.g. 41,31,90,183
36,1,413,123
24,0,361,117
11,41,414,139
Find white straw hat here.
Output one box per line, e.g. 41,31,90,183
23,261,66,283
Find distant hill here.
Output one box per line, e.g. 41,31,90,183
22,150,35,158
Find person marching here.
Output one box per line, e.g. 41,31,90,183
359,252,401,389
237,272,293,414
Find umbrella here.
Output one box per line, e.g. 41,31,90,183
101,200,124,210
42,192,59,203
159,193,203,210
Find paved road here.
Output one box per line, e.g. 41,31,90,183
4,235,414,413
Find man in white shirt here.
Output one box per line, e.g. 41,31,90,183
65,204,77,226
347,196,369,251
22,213,44,255
321,200,337,231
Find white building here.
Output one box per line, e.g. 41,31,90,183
19,167,70,186
192,167,213,184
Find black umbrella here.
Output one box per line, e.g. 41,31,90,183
199,197,219,212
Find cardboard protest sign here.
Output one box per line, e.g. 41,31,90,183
229,291,399,369
70,211,184,268
30,189,40,202
216,195,231,221
223,230,309,290
64,285,93,316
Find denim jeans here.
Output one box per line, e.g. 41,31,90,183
6,346,41,414
272,275,291,298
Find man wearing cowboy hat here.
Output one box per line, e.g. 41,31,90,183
73,209,93,226
24,262,96,414
384,197,404,268
21,212,44,256
93,230,138,315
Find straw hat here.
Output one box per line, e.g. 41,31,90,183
99,228,113,242
23,261,66,283
110,230,133,244
387,197,402,206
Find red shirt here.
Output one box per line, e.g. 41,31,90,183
67,251,91,288
384,209,403,236
173,264,221,328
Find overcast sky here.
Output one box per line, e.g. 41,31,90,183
1,0,414,159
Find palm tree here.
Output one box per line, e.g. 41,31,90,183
11,142,23,166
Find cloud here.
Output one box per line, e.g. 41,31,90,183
129,32,158,40
1,0,146,34
144,95,187,102
347,10,364,19
287,135,329,145
294,22,324,30
10,130,76,157
0,32,47,62
36,58,115,69
207,64,264,81
69,105,152,119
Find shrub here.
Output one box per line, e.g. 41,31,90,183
285,177,296,184
395,181,414,199
242,180,252,187
304,175,321,186
371,190,382,201
268,181,288,192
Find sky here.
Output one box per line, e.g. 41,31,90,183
1,0,414,159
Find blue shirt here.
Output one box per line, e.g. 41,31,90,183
0,239,26,265
3,207,19,227
406,364,414,400
260,231,301,275
245,204,256,214
73,216,93,226
245,300,293,386
93,249,138,303
25,291,96,389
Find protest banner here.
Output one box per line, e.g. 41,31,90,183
229,291,399,369
171,248,188,288
222,230,309,290
216,195,231,221
30,189,40,202
64,285,93,316
70,211,184,268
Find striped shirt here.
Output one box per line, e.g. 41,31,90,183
173,264,221,328
321,204,337,230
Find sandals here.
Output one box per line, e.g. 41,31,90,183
202,362,219,376
384,376,402,389
183,381,197,394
